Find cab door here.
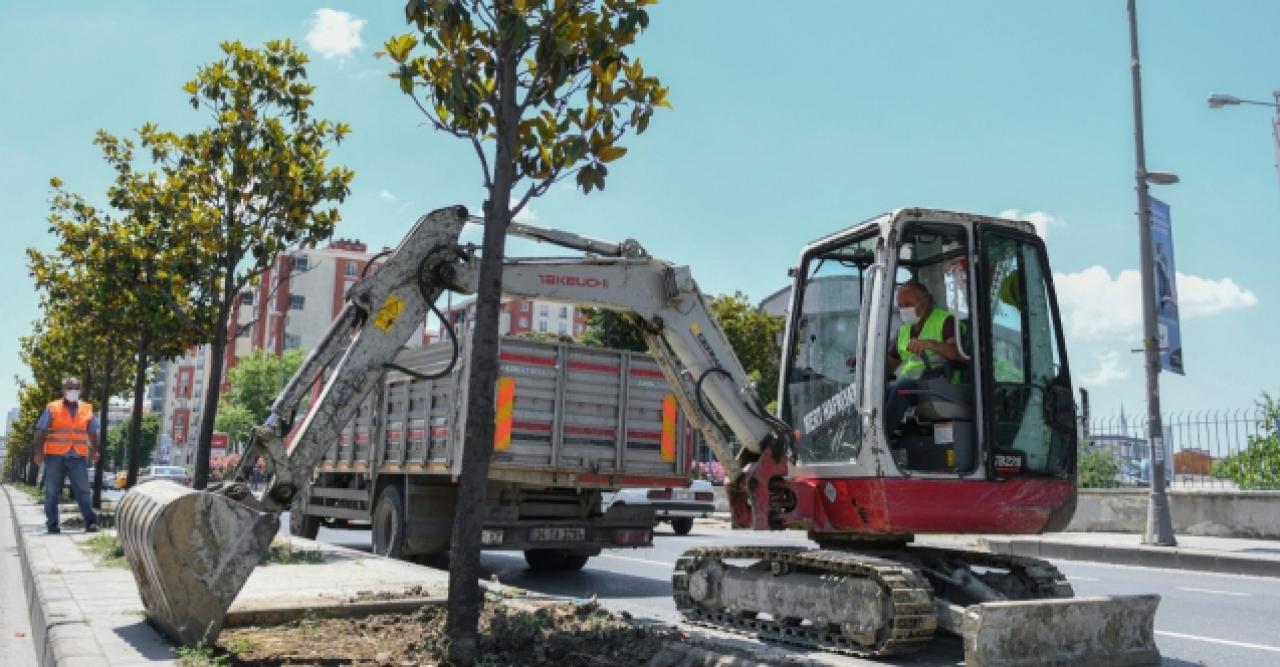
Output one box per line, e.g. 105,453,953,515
976,229,1076,479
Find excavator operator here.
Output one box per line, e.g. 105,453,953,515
884,281,966,436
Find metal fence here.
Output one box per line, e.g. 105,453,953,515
1080,408,1279,489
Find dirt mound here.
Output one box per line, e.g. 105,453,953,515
216,599,677,666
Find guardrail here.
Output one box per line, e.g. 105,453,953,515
1080,407,1279,490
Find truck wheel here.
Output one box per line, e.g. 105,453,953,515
671,517,694,536
372,485,407,559
524,549,589,572
289,507,321,539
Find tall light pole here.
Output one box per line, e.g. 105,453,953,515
1207,92,1280,194
1127,0,1177,546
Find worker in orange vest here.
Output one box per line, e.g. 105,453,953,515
33,377,100,534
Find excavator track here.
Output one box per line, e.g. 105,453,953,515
901,545,1076,601
672,546,937,658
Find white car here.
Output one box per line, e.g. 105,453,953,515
602,479,715,535
138,465,191,486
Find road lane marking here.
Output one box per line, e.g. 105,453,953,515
1174,586,1249,597
1066,575,1099,582
600,554,675,568
1156,630,1280,653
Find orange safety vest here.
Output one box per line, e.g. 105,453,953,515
44,400,93,457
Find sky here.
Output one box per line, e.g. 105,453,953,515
1,1,1277,427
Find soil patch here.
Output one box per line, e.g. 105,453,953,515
213,599,677,666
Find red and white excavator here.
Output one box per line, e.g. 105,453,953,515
118,205,1160,665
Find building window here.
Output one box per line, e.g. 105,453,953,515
519,317,528,328
558,321,568,334
520,302,530,312
289,295,306,310
239,292,255,307
559,306,568,318
538,319,547,332
284,334,302,350
293,254,309,272
237,325,250,338
345,262,358,277
538,304,548,316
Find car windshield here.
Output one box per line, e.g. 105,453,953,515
159,467,185,475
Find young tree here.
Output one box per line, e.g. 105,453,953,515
579,307,646,352
222,348,306,421
388,1,668,659
107,414,160,470
213,401,257,453
709,292,783,409
120,40,354,488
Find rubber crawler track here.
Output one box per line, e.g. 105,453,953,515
672,546,937,658
672,545,1075,659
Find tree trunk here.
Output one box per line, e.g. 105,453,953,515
193,277,235,489
126,334,149,488
92,362,112,508
446,18,520,664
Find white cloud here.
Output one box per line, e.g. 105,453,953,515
997,209,1065,238
1054,266,1258,341
306,9,366,60
379,190,397,203
1081,351,1130,386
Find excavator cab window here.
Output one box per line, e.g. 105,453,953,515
885,225,979,474
783,234,876,464
979,231,1074,477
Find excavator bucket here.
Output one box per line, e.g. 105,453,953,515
960,595,1161,667
117,481,278,646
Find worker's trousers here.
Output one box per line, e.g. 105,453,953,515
43,454,96,530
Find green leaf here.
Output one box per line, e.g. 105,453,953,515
596,145,626,163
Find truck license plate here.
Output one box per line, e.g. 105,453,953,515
481,529,504,546
674,490,693,501
531,527,585,542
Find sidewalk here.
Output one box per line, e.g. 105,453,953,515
2,483,453,667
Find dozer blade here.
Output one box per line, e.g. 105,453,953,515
960,594,1161,667
117,481,278,646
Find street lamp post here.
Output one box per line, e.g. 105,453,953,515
1207,91,1280,194
1126,0,1177,547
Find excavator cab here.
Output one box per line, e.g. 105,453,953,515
783,208,1076,487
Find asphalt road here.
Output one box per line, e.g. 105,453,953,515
0,488,38,667
301,517,1280,666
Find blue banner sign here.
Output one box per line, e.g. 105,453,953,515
1149,197,1183,375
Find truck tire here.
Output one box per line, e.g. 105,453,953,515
289,507,321,539
372,485,407,559
524,549,590,572
670,517,694,536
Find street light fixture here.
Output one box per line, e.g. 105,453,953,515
1143,171,1180,185
1207,90,1280,194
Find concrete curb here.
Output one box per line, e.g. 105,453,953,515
3,484,111,667
984,536,1280,577
223,595,447,628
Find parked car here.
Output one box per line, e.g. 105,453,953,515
602,479,715,536
138,465,192,486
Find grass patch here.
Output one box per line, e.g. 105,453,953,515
259,537,324,565
79,532,129,569
10,482,43,502
176,642,230,667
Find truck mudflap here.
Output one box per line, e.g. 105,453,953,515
958,595,1161,667
117,481,277,646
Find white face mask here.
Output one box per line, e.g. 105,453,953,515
64,389,80,402
898,307,920,326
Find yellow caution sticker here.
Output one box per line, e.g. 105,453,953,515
372,293,406,332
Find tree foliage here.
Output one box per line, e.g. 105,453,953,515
222,348,306,422
1211,394,1280,490
387,2,667,661
107,414,160,470
579,307,646,352
214,401,257,453
709,292,783,409
3,383,52,483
